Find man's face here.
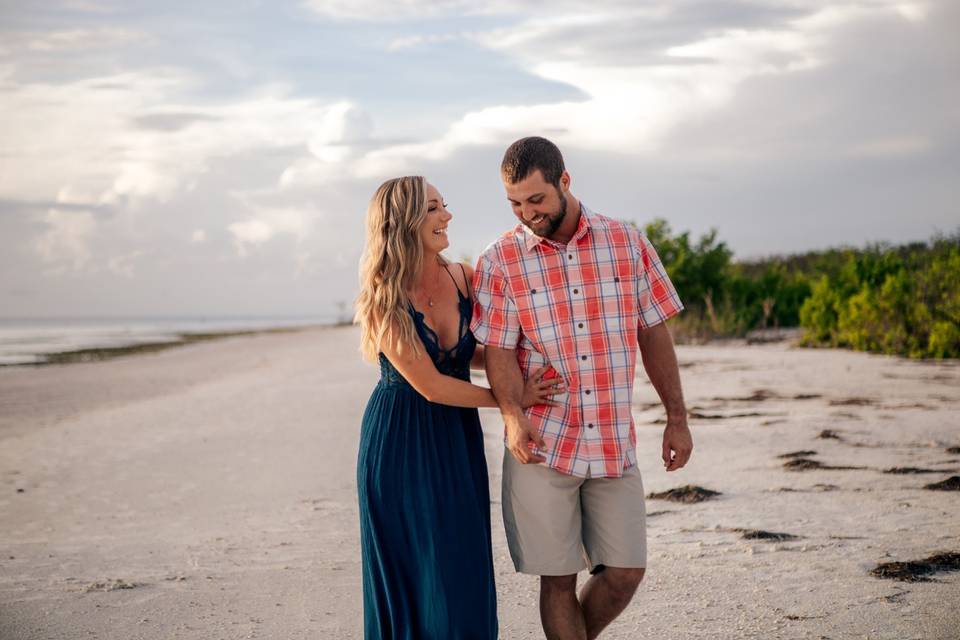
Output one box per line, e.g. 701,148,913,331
504,169,568,239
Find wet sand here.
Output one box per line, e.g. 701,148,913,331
1,326,958,639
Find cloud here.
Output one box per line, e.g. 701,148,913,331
107,250,144,278
32,209,97,273
59,0,119,14
0,27,143,57
227,207,315,257
228,219,273,256
302,0,490,20
340,1,937,174
387,34,461,51
0,66,372,207
848,136,933,158
1,0,954,318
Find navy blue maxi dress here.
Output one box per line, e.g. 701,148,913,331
357,270,498,640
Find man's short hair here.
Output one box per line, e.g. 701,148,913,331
501,136,565,186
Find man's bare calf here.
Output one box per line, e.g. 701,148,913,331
540,567,646,640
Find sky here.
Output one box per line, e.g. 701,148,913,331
1,0,957,319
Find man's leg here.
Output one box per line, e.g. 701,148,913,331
577,465,648,638
540,574,586,640
579,567,646,640
501,453,588,637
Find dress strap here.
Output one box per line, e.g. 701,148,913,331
440,261,470,343
441,261,467,299
459,263,469,298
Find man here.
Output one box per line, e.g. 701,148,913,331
471,136,693,640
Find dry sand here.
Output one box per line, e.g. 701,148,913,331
1,326,958,639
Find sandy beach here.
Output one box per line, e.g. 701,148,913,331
1,325,958,640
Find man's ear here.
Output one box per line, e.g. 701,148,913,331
560,170,571,192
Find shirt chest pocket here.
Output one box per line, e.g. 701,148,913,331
597,263,636,316
514,277,557,346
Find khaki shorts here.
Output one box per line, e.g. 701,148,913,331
501,451,647,576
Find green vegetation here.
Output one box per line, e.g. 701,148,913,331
640,219,959,359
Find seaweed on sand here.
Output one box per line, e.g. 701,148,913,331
925,476,960,491
647,485,721,503
870,552,960,582
735,529,800,542
777,450,818,459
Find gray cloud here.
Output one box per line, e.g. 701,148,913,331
132,113,221,131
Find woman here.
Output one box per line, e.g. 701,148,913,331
355,176,561,639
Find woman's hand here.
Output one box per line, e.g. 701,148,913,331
521,365,565,409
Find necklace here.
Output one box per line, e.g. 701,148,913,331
421,259,444,308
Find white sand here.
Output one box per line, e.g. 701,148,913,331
1,326,958,639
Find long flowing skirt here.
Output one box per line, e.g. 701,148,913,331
357,383,498,639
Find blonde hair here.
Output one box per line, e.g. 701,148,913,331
356,176,429,362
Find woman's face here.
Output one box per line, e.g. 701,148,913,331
420,182,452,254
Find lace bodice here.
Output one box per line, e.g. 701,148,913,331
378,266,476,387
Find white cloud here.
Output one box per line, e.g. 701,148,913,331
0,67,371,207
228,219,273,257
387,33,461,51
302,0,643,21
33,209,97,273
190,229,207,244
107,250,144,278
227,207,315,257
303,0,487,20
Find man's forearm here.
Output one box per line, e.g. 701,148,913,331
484,346,525,415
638,322,686,419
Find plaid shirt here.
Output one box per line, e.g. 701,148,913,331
471,204,683,478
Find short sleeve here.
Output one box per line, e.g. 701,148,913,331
635,233,684,329
470,252,521,348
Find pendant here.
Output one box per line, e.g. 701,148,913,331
428,298,434,307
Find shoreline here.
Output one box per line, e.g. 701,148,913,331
0,322,349,368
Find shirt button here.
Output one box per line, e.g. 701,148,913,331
530,288,537,294
573,288,579,294
581,355,587,361
578,322,584,329
587,423,594,429
585,389,591,395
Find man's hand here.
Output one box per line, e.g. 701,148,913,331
662,417,693,472
504,410,547,464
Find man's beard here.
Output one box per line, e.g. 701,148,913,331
527,188,567,238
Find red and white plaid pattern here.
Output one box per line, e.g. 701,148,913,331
471,205,683,478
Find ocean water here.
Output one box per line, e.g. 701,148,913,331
0,316,334,366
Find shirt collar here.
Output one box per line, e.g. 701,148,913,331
522,202,593,252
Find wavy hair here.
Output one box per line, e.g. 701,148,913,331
355,176,428,362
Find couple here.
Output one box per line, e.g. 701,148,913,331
355,137,692,640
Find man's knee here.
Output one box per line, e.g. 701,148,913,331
541,573,578,596
603,567,645,598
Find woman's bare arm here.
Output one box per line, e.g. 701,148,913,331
380,318,559,409
381,321,497,408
